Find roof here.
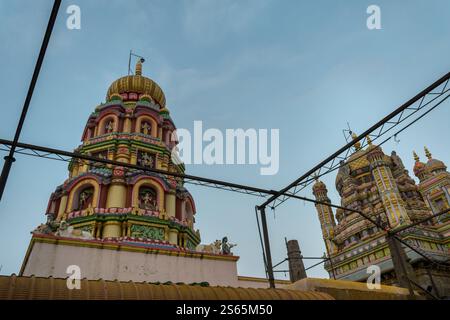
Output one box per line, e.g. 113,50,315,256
0,275,333,300
106,61,166,107
237,275,291,285
285,277,422,300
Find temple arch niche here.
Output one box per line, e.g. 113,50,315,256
98,114,119,135
131,178,165,211
135,115,158,137
67,178,100,212
138,186,158,211
76,186,94,210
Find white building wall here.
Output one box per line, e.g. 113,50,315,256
22,241,241,287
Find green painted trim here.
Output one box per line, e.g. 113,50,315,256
68,214,200,242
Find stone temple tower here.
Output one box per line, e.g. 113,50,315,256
311,134,450,296
365,137,411,228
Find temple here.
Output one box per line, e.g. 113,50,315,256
19,60,280,288
16,59,449,298
48,59,198,248
312,134,450,296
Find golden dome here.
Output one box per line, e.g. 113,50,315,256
312,179,326,192
424,147,447,173
106,60,166,107
347,149,370,171
313,178,329,197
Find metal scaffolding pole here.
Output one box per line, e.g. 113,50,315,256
0,0,61,201
258,206,275,288
258,71,450,210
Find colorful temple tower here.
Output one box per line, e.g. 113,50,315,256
312,135,450,296
19,61,266,287
42,59,200,248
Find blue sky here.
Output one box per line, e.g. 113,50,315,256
0,0,450,279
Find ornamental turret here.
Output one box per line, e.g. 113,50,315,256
414,147,450,222
365,138,411,228
42,60,201,250
312,179,337,255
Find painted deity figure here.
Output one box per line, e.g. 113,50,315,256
105,120,114,133
141,122,151,135
78,188,93,210
138,152,154,168
97,152,106,160
139,188,158,211
221,236,237,255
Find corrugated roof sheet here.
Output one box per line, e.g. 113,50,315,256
0,275,333,300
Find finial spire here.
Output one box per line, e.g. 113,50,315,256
313,172,319,181
366,135,372,146
135,59,143,76
424,146,432,160
413,151,420,162
351,133,361,151
128,50,145,75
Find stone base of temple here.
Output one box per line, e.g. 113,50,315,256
20,234,293,289
20,234,244,287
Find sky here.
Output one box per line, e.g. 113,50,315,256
0,0,450,280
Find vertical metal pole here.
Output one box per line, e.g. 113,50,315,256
387,234,415,298
426,266,440,298
0,0,61,202
259,206,275,288
128,50,132,75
